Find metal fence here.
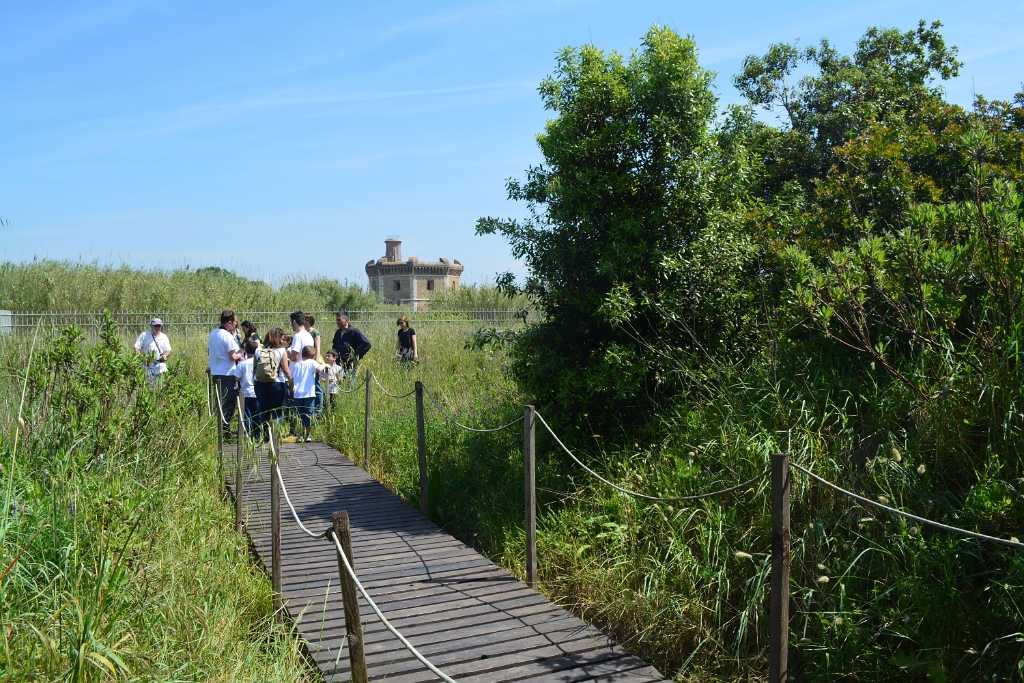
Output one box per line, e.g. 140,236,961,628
0,309,532,339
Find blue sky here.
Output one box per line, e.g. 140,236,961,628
2,1,1021,286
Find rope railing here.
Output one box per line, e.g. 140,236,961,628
335,376,366,394
534,410,765,503
790,461,1024,548
262,422,457,681
213,380,230,427
327,529,458,682
272,462,323,540
370,373,416,400
213,368,1024,682
421,385,523,433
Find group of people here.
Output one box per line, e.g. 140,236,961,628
207,309,373,442
133,308,420,442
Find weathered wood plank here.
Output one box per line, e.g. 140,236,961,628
228,442,668,682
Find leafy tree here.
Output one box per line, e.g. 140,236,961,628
477,27,750,431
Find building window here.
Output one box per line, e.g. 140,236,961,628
394,280,401,291
427,279,434,291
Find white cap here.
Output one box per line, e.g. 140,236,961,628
150,318,163,326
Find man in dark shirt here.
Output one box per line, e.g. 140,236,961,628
331,313,372,375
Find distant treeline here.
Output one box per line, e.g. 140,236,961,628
0,260,530,313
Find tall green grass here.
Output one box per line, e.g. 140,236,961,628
0,319,308,681
317,323,1024,681
0,260,374,312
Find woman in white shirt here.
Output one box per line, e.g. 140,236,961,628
134,318,172,386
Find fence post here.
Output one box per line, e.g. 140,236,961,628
770,453,791,683
363,368,373,470
332,511,369,683
215,376,224,488
523,405,537,588
235,396,244,533
271,431,283,615
415,381,429,515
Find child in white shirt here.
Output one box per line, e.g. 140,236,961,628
289,345,325,442
229,337,260,437
322,350,345,410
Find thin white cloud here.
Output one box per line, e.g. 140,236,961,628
381,0,589,39
150,81,536,135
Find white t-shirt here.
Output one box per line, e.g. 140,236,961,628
208,327,240,376
289,328,314,361
272,348,290,383
323,364,344,394
229,357,257,399
290,358,321,399
134,330,171,375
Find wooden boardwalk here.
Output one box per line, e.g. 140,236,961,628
227,441,668,682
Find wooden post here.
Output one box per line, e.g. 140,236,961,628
215,376,224,487
415,381,428,515
332,511,369,683
770,453,791,683
270,431,283,615
523,405,537,588
235,396,244,533
363,368,373,470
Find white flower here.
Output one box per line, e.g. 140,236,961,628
917,463,926,474
833,616,844,626
816,575,830,585
816,563,826,571
878,495,890,505
734,551,753,560
891,447,902,462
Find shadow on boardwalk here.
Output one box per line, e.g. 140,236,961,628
226,441,668,682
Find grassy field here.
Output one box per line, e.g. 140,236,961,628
5,311,1021,681
316,322,1024,681
0,320,309,681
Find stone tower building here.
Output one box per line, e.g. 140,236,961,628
365,238,463,310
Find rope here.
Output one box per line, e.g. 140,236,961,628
335,377,365,394
533,411,765,502
328,530,458,682
274,462,324,539
213,379,230,427
790,462,1024,549
370,373,416,400
422,385,523,433
206,375,214,418
236,395,249,438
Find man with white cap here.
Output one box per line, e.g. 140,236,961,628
134,317,172,385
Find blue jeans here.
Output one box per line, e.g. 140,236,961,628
243,396,260,437
293,397,316,429
314,379,324,415
254,382,286,440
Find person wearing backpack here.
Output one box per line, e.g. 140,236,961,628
253,327,291,441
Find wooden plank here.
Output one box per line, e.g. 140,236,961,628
235,440,669,682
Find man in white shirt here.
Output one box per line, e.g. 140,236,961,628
134,317,172,386
208,309,242,437
288,310,314,363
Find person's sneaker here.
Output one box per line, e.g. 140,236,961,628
305,436,313,443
